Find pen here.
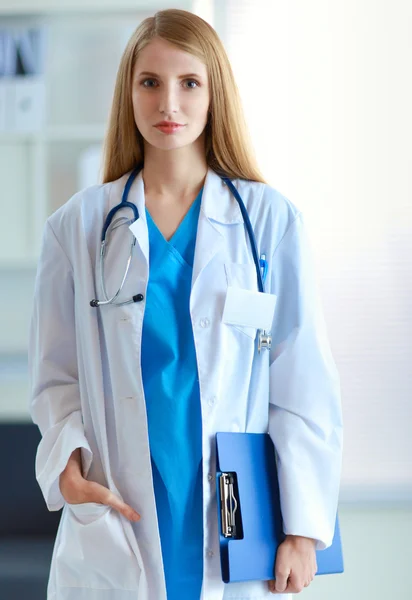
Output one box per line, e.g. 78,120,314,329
259,253,268,284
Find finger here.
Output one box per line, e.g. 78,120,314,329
281,579,305,594
274,572,289,593
106,492,141,522
86,482,141,522
268,580,284,595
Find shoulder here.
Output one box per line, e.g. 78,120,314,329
237,178,301,218
40,183,108,266
234,177,303,255
45,175,125,255
47,182,109,235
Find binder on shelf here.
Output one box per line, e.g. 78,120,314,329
0,30,18,77
16,27,48,76
16,29,37,76
0,26,48,77
0,26,47,133
215,432,344,584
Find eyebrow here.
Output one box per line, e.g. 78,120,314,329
137,71,203,80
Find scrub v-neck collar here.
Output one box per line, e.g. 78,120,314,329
145,189,203,247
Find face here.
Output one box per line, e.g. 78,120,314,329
131,37,210,152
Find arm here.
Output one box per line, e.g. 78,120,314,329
28,220,93,511
267,212,343,551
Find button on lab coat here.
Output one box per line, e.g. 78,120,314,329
28,167,343,600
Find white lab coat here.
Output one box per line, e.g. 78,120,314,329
28,167,343,600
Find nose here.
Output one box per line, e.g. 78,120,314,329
158,83,179,115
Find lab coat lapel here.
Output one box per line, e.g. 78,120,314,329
191,167,243,294
125,170,149,266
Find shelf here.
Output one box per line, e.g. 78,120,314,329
0,123,107,142
0,0,191,15
46,124,107,141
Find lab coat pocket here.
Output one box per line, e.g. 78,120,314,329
67,501,110,524
223,263,277,339
222,286,277,339
56,502,141,591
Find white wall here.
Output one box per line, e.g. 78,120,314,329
222,0,412,504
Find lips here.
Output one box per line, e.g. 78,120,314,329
155,122,183,127
154,123,185,134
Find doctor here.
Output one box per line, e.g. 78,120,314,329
28,8,343,600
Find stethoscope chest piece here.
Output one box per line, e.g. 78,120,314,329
258,329,272,353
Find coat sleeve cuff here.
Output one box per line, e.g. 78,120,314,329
35,410,93,511
283,529,332,551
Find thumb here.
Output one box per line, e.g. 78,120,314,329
86,481,141,522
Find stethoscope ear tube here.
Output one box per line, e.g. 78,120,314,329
221,177,264,294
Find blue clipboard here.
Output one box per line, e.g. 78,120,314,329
215,432,344,583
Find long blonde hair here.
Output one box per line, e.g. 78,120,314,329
101,8,268,185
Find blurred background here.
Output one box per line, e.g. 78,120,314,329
0,0,411,598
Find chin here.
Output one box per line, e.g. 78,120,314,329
150,132,197,147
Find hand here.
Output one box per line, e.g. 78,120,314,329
268,535,317,594
59,448,141,522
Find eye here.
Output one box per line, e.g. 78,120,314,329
141,79,157,88
184,79,200,89
140,78,200,89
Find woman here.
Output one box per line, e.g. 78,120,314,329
28,8,343,600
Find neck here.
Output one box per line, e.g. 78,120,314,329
142,137,208,199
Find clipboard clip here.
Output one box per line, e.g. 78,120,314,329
219,472,239,538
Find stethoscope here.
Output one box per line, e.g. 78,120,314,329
90,164,272,352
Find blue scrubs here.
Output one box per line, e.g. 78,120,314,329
141,188,204,599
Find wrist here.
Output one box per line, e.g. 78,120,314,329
285,534,317,548
65,448,83,476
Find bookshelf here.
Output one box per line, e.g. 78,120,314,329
0,0,193,268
